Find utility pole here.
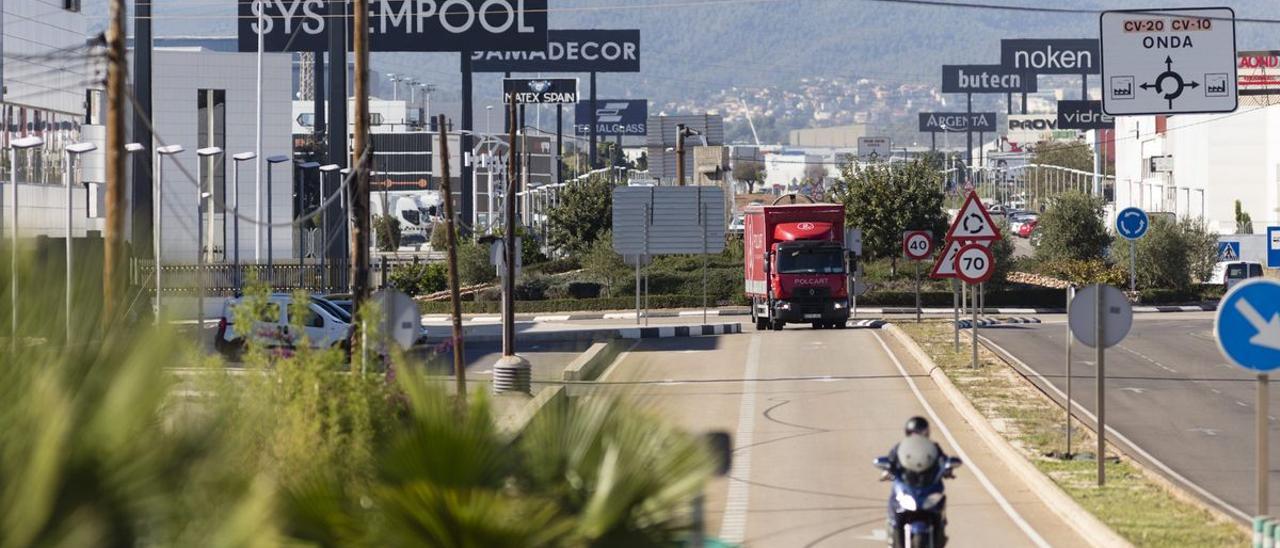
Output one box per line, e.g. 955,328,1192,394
504,101,518,356
438,115,466,401
351,0,371,311
676,123,687,186
104,0,127,322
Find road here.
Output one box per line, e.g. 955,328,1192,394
981,313,1266,521
589,325,1091,546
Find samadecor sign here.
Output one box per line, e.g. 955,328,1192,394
472,30,641,73
238,0,548,52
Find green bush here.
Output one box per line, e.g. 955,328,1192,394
429,221,451,251
458,239,495,286
1034,192,1112,263
566,281,602,298
1035,258,1128,286
388,262,448,296
374,214,402,251
1110,216,1217,291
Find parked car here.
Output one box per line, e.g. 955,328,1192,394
1007,212,1038,234
215,293,353,358
1017,218,1039,238
728,215,745,237
328,299,430,346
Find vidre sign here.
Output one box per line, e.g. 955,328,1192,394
238,0,549,52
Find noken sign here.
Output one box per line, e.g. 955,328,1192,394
472,30,641,73
237,0,548,52
1001,38,1101,75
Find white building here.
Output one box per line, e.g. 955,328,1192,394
150,48,295,263
1113,108,1280,234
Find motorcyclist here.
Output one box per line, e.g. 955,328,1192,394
883,416,952,547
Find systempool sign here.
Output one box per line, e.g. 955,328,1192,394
918,112,998,133
237,0,548,52
472,30,641,73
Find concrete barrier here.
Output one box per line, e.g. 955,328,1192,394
563,339,631,382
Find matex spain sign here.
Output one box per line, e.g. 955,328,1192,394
503,78,580,104
238,0,548,52
918,112,997,133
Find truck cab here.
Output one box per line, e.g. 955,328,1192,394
745,204,852,330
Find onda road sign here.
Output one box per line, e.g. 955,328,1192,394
1100,7,1238,115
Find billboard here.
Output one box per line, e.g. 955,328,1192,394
575,100,648,136
1238,50,1280,107
1001,39,1100,75
1056,100,1115,130
503,78,580,104
918,112,997,133
472,30,640,73
858,137,892,159
237,0,548,53
942,64,1037,94
1006,114,1080,147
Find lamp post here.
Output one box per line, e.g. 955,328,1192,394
154,144,184,320
319,163,340,290
231,151,256,290
265,155,289,271
388,73,401,101
486,105,493,135
9,136,43,344
196,146,223,331
64,142,98,341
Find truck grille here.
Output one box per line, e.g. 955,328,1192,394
791,287,831,301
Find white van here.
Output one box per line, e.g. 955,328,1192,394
1208,261,1264,291
215,294,353,358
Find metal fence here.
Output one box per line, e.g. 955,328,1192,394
133,253,445,295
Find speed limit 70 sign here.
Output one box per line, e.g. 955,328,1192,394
903,231,933,261
955,243,995,285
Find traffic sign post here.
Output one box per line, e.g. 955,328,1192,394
1116,206,1150,292
904,231,934,323
1100,7,1239,116
1214,278,1280,516
1069,284,1133,486
955,243,995,369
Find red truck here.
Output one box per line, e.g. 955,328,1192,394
744,203,851,330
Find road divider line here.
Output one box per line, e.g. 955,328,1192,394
871,331,1052,548
719,334,761,544
979,334,1251,523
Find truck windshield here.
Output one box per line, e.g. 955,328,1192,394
402,209,421,225
777,248,844,274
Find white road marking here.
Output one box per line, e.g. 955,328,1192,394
719,334,761,544
980,334,1252,522
1188,428,1219,436
857,528,889,541
1120,387,1147,395
872,333,1050,548
532,315,570,322
1236,401,1249,408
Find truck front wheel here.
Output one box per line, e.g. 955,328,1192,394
771,320,784,331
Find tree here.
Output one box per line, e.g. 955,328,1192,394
1034,191,1112,263
828,159,948,275
1031,141,1095,173
547,174,613,255
1111,216,1217,290
732,159,766,194
581,231,628,295
1235,200,1254,234
374,214,402,251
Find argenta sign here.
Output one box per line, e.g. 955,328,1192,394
503,78,580,104
473,30,641,73
942,65,1037,93
575,100,648,136
918,112,998,133
1001,39,1100,75
237,0,548,52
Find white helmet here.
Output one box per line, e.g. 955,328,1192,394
896,434,939,473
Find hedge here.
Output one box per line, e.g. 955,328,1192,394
418,294,743,314
854,288,1067,308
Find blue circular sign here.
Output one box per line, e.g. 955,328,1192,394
1215,278,1280,372
1115,207,1149,240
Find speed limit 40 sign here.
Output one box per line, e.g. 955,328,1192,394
955,243,995,285
903,231,934,261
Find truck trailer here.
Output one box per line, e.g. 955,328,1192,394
744,203,851,330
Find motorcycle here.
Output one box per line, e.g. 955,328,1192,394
873,437,963,548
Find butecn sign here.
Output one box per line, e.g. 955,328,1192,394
1001,38,1101,75
237,0,548,52
918,112,997,133
942,64,1038,94
472,30,641,73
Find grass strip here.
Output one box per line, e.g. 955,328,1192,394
899,322,1246,547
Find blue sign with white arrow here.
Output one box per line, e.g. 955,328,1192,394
1215,278,1280,372
1116,207,1149,240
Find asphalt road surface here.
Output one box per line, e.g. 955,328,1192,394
981,313,1265,522
588,325,1091,546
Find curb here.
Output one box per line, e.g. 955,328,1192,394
562,340,631,382
618,323,742,339
884,324,1132,548
423,323,746,344
954,317,1043,328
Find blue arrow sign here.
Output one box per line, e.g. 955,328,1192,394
1215,279,1280,372
1116,207,1149,240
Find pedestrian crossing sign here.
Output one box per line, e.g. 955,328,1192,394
1218,241,1241,261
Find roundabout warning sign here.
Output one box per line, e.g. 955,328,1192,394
1101,7,1238,115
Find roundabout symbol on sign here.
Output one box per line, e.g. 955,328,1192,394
1116,207,1149,240
954,243,994,285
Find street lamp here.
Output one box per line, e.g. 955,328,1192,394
388,73,401,101
486,105,493,135
9,136,43,344
196,146,224,331
319,163,340,289
265,155,289,270
153,144,184,320
231,151,256,289
63,141,97,341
